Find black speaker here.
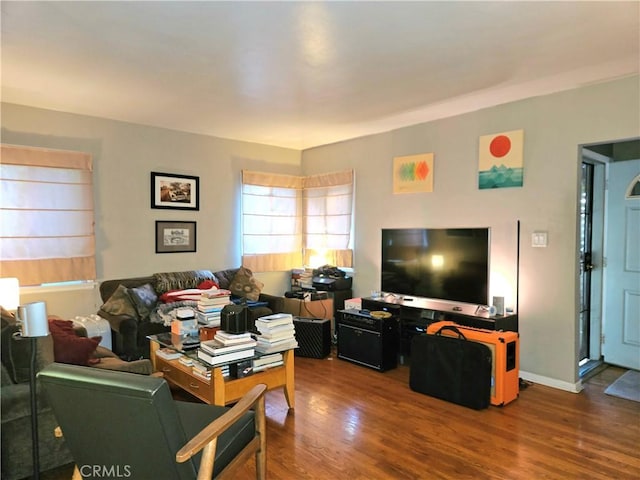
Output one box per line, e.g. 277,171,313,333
336,310,399,371
293,317,331,358
221,304,248,333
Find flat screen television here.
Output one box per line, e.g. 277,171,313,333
381,228,490,305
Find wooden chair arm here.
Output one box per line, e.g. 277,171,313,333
175,383,267,464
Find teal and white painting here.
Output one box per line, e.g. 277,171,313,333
478,129,524,189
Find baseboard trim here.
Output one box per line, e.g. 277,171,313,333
520,370,583,393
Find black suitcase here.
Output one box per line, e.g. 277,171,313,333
409,325,492,410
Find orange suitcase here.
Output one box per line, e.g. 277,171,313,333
426,321,519,406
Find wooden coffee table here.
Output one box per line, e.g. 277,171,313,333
149,335,295,409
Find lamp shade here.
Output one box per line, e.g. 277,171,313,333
0,277,20,311
17,301,50,337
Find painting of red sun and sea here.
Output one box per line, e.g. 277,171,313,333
478,129,524,189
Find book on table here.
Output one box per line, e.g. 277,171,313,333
255,337,298,354
214,331,254,345
191,360,210,376
191,369,211,382
179,356,194,367
256,333,295,345
256,323,295,334
253,360,284,372
252,352,283,367
256,325,295,341
197,347,255,366
255,313,294,328
200,338,257,355
156,347,183,360
197,312,221,327
198,299,230,309
197,305,227,315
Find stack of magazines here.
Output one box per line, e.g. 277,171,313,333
196,288,232,326
155,347,182,361
191,361,211,382
252,352,284,372
254,313,298,354
197,331,256,366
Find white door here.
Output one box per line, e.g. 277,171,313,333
602,159,640,369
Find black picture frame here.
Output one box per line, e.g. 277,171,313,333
150,172,199,210
155,221,197,253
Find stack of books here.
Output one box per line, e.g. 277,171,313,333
294,268,315,290
252,352,284,372
155,347,182,361
254,313,298,354
196,288,232,326
191,361,211,382
197,331,256,366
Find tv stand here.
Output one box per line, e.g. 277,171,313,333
361,296,518,362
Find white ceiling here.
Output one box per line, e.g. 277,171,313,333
2,1,638,150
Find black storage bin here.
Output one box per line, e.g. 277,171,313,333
409,326,492,410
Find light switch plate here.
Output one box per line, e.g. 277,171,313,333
532,231,548,247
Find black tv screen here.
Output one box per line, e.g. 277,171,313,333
381,228,490,305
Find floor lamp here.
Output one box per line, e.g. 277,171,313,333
16,300,50,480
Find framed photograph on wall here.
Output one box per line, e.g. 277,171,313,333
155,221,197,253
150,172,200,210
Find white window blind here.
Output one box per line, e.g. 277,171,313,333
303,170,354,267
0,144,96,286
241,169,354,272
241,171,303,272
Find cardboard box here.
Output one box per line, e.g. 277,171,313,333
282,297,334,320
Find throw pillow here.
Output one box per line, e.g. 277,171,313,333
48,319,101,366
100,284,138,318
229,266,264,302
127,283,158,319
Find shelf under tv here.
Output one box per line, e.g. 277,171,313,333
360,295,518,362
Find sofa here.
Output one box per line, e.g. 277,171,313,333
98,267,285,360
0,309,152,480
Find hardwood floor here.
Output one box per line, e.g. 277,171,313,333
44,351,639,479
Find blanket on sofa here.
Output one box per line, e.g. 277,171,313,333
149,300,199,326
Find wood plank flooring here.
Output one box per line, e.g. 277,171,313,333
44,351,639,479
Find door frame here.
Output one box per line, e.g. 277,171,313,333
580,148,608,370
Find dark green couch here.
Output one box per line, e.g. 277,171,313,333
98,268,285,360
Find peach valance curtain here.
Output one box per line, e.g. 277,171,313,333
0,144,96,286
241,169,353,272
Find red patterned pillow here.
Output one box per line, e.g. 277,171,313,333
48,319,101,366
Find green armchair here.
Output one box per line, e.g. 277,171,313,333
0,310,152,480
39,363,267,479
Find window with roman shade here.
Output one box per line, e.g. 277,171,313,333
241,169,354,272
303,170,354,267
241,170,303,272
0,144,96,286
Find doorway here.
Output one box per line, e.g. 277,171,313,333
579,139,640,378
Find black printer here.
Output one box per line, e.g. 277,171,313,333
312,265,353,291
